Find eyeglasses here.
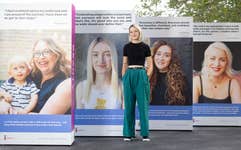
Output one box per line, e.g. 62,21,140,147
33,49,53,58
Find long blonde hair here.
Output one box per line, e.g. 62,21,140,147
201,42,234,78
84,37,119,102
31,38,70,79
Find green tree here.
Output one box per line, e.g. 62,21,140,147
136,0,241,22
135,0,164,16
169,0,241,22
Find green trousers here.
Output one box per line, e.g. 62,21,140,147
122,68,150,137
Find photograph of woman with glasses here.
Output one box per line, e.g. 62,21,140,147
0,38,71,114
31,38,71,113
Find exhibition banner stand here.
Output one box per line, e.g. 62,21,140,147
136,17,193,130
74,10,134,136
193,23,241,126
0,3,74,145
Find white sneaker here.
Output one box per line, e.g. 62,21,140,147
142,137,150,142
123,137,132,142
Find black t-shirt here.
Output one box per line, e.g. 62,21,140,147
123,42,151,66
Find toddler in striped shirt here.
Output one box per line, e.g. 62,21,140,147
0,56,39,114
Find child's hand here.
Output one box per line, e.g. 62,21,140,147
17,109,28,114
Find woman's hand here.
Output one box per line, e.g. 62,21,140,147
0,101,12,114
145,56,153,79
122,57,128,77
0,91,12,103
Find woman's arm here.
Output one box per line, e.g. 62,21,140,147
122,56,128,77
230,78,241,103
145,56,153,79
118,81,124,109
39,78,72,114
193,75,201,104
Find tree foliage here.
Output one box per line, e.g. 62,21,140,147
135,0,164,16
136,0,241,22
169,0,241,22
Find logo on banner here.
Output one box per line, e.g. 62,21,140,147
3,135,14,140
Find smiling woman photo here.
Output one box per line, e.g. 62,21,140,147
193,42,241,104
150,40,189,105
76,37,122,109
31,38,71,113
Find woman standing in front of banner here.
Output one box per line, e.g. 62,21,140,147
76,37,122,109
122,24,153,141
193,42,241,103
150,40,190,105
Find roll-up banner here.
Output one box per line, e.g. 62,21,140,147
0,3,74,145
74,10,134,136
136,17,193,130
193,23,241,126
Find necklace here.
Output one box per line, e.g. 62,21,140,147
212,78,224,88
207,75,224,89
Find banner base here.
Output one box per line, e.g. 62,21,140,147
0,130,74,145
193,117,241,126
75,125,122,136
136,120,193,130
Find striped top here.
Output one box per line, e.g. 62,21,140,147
0,77,39,109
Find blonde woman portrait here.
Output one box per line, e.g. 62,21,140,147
76,37,122,109
193,42,241,104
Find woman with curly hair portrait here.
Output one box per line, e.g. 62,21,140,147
150,40,190,105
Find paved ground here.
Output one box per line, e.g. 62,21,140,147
1,127,241,150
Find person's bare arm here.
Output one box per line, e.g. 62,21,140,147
193,76,200,104
145,56,153,79
230,78,241,104
118,82,124,109
122,56,128,77
39,78,71,114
